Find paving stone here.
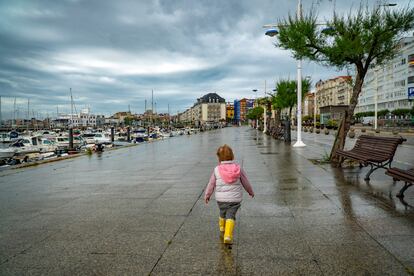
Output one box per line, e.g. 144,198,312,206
236,256,322,276
310,243,409,275
0,127,413,275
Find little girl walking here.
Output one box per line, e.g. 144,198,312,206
204,144,254,244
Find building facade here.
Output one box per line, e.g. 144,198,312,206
53,109,104,128
234,98,254,123
315,76,352,113
226,102,234,122
355,37,414,113
179,93,226,126
303,92,315,117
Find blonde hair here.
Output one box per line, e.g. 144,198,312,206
216,144,234,162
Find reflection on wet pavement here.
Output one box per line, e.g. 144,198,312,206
0,126,413,275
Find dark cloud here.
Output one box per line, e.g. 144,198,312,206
0,0,410,118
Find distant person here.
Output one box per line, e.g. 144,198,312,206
204,144,254,245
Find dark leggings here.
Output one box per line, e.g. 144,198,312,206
217,202,241,220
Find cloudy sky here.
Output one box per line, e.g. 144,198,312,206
0,0,411,118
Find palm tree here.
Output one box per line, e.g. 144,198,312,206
273,79,311,122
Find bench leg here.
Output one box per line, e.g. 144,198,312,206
364,160,392,181
364,164,381,181
396,182,413,198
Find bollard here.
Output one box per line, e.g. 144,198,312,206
110,126,115,143
284,118,291,142
68,128,74,150
127,127,131,142
96,143,104,152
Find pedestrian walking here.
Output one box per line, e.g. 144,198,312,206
204,144,254,245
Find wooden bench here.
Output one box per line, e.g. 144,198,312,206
336,135,406,181
385,167,414,198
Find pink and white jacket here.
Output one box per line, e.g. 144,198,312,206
204,161,254,203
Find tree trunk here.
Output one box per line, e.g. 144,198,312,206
275,109,281,126
330,71,366,166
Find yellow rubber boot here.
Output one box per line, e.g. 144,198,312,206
223,219,235,244
219,217,225,233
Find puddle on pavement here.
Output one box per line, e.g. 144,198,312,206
217,242,236,273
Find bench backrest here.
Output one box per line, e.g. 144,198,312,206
354,135,405,157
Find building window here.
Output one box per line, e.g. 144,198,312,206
394,80,406,87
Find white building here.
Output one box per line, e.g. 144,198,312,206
356,37,414,113
54,109,103,127
179,93,226,126
79,108,97,127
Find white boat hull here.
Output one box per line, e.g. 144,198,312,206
0,149,16,161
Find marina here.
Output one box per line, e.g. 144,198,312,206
0,126,201,168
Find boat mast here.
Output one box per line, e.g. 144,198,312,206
32,110,36,130
13,97,16,129
70,88,73,128
0,96,2,129
151,90,154,113
151,89,154,126
27,99,30,131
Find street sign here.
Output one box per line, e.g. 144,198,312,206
409,87,414,100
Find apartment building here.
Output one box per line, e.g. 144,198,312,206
179,93,226,126
315,76,352,112
356,37,414,113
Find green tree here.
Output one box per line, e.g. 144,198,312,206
246,106,264,120
377,109,390,117
276,4,414,164
271,90,284,126
124,117,134,126
391,108,411,117
273,79,311,121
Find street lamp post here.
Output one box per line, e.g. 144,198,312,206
374,68,379,130
374,3,396,130
314,90,317,129
293,0,306,147
252,89,258,129
263,80,267,134
264,0,306,147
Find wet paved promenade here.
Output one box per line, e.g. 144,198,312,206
1,127,414,275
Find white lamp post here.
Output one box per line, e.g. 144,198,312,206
374,3,396,130
264,0,305,147
314,90,317,129
374,68,379,130
252,89,258,129
263,80,267,133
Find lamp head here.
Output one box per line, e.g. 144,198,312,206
265,29,279,37
321,26,335,35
